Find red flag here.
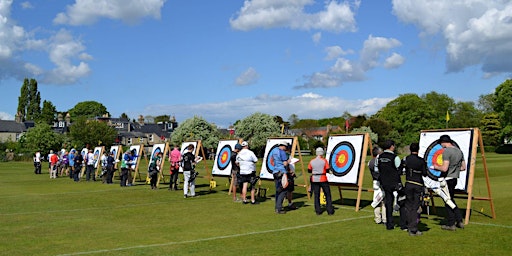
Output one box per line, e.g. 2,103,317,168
229,129,234,135
345,119,350,130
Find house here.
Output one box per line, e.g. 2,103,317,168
288,125,342,142
0,120,35,142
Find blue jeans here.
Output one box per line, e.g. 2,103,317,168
274,173,287,211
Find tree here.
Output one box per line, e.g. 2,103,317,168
154,115,170,123
68,101,108,122
351,126,378,144
39,100,57,125
493,79,512,141
16,78,41,121
69,117,117,148
374,93,433,145
292,119,319,129
422,91,455,129
480,113,501,146
170,116,220,150
288,114,299,127
19,123,63,154
234,112,281,156
120,113,129,120
477,93,495,114
450,101,482,129
363,118,393,144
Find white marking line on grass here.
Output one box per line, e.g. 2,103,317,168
57,215,374,256
471,222,512,229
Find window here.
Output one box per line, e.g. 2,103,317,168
148,134,153,142
127,138,132,144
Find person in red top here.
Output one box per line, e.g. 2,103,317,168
308,147,334,215
49,151,59,179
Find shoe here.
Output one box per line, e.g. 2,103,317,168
251,201,260,205
409,231,423,236
456,221,465,229
287,204,298,210
243,200,249,204
441,225,457,231
276,210,286,214
401,228,408,231
184,195,188,198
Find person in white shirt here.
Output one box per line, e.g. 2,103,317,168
85,149,96,181
236,141,259,204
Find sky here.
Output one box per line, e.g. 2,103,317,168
1,0,511,128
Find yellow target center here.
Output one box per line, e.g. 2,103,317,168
338,155,346,163
435,156,443,166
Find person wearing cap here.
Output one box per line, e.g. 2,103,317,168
431,135,466,231
271,143,290,214
374,140,402,230
402,142,428,236
230,143,242,202
308,147,334,215
236,141,259,204
168,145,181,191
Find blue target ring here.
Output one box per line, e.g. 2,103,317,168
425,143,443,180
216,145,232,170
329,142,355,177
266,145,280,174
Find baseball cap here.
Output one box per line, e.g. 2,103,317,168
241,141,248,147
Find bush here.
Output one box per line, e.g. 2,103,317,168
495,144,512,154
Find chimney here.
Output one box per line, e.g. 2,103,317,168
138,115,144,125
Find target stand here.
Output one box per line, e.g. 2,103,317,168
324,133,371,212
209,139,242,196
419,128,495,225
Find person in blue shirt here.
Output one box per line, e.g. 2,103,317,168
271,143,289,214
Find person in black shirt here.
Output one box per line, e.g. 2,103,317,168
402,142,428,236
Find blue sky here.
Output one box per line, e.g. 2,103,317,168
1,0,511,128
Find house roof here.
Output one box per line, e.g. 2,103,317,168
0,120,28,133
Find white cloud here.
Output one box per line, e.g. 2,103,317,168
230,0,358,33
0,111,13,120
54,0,165,25
41,29,91,85
324,45,353,60
384,53,405,69
296,35,403,88
20,2,33,9
141,93,394,128
235,67,260,86
392,0,512,76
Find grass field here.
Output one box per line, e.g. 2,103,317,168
1,153,511,256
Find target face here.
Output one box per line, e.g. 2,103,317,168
424,139,461,181
329,142,356,177
216,145,232,170
265,145,280,174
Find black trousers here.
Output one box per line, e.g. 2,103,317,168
382,185,397,230
311,182,334,214
405,183,423,232
169,169,179,189
445,178,462,226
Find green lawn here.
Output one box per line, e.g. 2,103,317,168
1,153,511,255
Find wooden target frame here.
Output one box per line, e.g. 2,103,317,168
324,133,371,212
92,146,105,178
210,139,242,194
419,128,495,224
129,145,144,183
259,137,308,199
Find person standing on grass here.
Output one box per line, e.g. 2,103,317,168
73,151,84,182
60,150,69,177
105,151,116,184
33,150,42,174
68,149,75,179
230,143,242,202
402,142,428,236
168,145,181,191
85,149,96,181
149,152,163,190
49,151,59,179
120,151,133,187
271,143,289,214
236,141,259,205
284,144,297,210
431,134,466,231
308,147,334,215
375,140,402,230
369,146,386,224
182,144,198,198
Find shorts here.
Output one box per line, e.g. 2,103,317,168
239,173,254,184
286,178,295,192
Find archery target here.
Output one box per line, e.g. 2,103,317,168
260,138,294,180
326,135,364,184
129,145,141,170
109,146,120,160
419,130,473,192
93,147,103,168
212,140,239,176
149,144,165,171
